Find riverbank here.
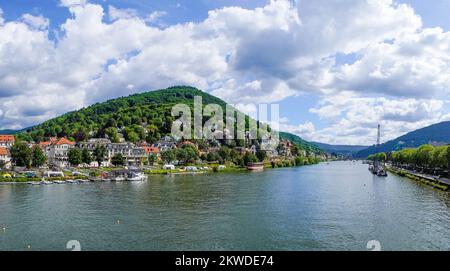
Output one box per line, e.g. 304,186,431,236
0,159,324,182
386,165,449,191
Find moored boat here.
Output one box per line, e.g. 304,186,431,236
127,172,147,181
247,162,264,171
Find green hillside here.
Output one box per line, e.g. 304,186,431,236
356,121,450,158
312,142,368,157
17,86,321,153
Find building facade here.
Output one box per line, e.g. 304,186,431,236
0,135,15,148
0,147,11,168
43,137,76,168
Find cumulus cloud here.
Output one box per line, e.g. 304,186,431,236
0,0,449,145
108,5,138,21
60,0,87,8
20,14,50,30
305,95,447,144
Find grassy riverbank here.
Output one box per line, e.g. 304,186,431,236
386,166,449,191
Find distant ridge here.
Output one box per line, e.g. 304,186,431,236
355,121,450,158
312,142,368,157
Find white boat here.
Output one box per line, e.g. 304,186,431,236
54,180,66,184
127,172,147,182
113,176,126,182
78,179,90,183
42,181,53,185
30,182,41,185
66,179,75,183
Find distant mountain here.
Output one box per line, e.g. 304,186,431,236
312,142,368,157
15,86,321,153
0,127,32,135
0,129,18,135
355,121,450,158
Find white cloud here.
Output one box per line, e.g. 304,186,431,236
60,0,87,8
0,0,449,146
108,5,138,21
20,14,49,30
146,11,167,24
305,96,446,144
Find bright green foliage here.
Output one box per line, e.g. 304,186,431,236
68,148,83,166
93,145,107,166
377,144,450,169
18,86,322,155
111,153,125,166
32,146,47,167
10,142,32,168
243,152,258,165
81,148,93,164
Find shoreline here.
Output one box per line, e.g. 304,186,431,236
0,162,324,183
386,166,449,192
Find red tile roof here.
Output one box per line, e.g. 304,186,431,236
55,137,75,146
0,135,15,142
39,137,75,147
143,146,159,154
0,147,9,156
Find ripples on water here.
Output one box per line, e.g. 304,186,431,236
0,161,449,251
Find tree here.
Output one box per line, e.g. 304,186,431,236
68,148,82,166
243,152,258,165
415,145,434,168
378,152,387,164
105,127,120,143
447,146,450,170
93,145,107,167
32,146,47,168
10,142,32,168
256,149,267,162
123,127,140,143
218,146,231,161
182,145,199,163
206,152,220,162
81,148,93,165
111,153,125,167
291,144,300,156
148,154,157,165
146,124,160,144
161,150,176,163
295,156,305,166
73,128,88,142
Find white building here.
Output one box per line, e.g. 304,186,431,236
0,135,15,148
44,138,76,168
0,147,11,168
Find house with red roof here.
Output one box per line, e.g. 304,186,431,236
0,147,11,168
43,137,76,168
0,135,15,148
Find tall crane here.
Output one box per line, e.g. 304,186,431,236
377,124,381,148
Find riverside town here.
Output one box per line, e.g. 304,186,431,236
1,0,450,256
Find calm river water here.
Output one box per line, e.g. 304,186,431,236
1,161,449,251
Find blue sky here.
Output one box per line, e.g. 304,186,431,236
0,0,449,145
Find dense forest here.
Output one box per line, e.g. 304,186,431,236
16,86,322,154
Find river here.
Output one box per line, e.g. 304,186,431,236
0,161,449,251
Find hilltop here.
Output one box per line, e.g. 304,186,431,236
355,121,450,158
16,86,322,153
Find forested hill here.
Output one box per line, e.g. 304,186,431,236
355,121,450,158
17,86,322,153
312,142,368,157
